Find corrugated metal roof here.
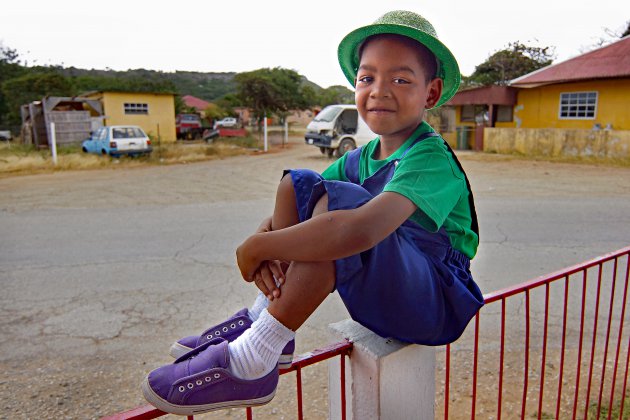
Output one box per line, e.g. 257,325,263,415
511,36,630,87
446,85,517,106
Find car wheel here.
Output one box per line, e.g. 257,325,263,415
101,149,107,155
327,148,334,157
336,138,356,157
82,147,88,153
319,147,326,154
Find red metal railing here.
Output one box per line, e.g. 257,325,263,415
439,246,630,419
106,246,630,420
102,340,352,420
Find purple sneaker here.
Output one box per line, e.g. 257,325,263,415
143,339,278,415
170,308,295,369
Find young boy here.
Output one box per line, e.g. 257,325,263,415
142,10,484,415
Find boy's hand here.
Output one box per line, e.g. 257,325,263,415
253,260,287,300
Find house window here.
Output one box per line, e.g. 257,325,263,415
461,105,475,122
496,105,513,122
559,92,597,119
124,103,149,115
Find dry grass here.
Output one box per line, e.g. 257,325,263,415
0,136,261,178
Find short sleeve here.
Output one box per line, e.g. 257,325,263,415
321,154,349,182
383,139,466,232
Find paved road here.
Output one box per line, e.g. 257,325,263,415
1,141,629,418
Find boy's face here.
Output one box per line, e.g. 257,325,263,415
355,35,443,144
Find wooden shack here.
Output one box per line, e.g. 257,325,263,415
20,97,104,147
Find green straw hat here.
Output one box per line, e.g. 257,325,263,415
337,10,461,108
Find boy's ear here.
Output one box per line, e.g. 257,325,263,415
425,78,443,109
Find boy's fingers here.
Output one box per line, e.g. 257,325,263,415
259,264,280,299
268,261,285,285
253,272,272,300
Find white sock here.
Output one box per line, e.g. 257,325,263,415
248,292,269,322
228,309,295,380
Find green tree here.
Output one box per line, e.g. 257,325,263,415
466,42,555,86
0,44,26,126
317,85,354,107
234,67,310,123
2,71,73,126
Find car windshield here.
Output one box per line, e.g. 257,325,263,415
112,127,146,139
313,106,342,122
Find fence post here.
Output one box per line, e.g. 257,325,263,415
328,319,435,420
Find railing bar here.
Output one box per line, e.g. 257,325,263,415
607,255,630,420
498,298,505,420
521,290,530,420
596,258,619,419
246,407,253,420
619,332,630,419
341,352,347,420
538,283,550,420
556,276,570,420
584,263,604,419
483,247,630,304
296,367,303,420
471,313,480,420
187,416,193,420
572,269,588,420
445,343,450,420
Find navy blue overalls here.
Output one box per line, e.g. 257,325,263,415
287,131,484,345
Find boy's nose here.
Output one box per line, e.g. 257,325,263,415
369,79,391,98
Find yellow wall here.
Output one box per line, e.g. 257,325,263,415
513,79,630,130
484,127,630,158
85,92,176,142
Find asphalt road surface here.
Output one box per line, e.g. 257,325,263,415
1,140,629,419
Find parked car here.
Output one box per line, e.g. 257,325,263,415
0,130,12,141
214,117,238,129
82,125,152,157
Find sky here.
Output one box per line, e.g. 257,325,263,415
2,0,628,89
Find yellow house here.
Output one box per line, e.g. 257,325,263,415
81,91,176,142
510,36,630,131
446,36,630,156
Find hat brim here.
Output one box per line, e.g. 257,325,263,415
337,23,460,108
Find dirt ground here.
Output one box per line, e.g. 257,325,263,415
1,138,629,419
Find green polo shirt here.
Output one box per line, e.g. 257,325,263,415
321,122,478,258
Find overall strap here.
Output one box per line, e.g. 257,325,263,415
343,146,363,184
401,131,480,239
441,139,480,239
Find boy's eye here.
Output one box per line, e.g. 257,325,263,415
393,78,410,85
357,75,373,84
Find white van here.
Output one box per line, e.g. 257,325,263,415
305,104,376,157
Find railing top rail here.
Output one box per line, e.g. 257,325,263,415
483,246,630,304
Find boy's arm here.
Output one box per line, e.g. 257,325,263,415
236,191,416,281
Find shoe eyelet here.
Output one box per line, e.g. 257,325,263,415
238,320,244,326
230,323,236,329
205,376,211,382
206,334,212,339
187,383,194,389
215,331,221,336
196,380,203,386
179,386,185,392
214,373,220,379
222,327,228,332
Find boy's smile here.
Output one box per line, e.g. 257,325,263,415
355,35,442,155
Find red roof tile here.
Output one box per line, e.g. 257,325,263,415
511,36,630,87
182,95,211,111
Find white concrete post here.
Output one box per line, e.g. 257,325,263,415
328,319,435,420
50,122,58,166
263,115,268,152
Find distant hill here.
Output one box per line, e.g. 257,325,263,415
58,67,325,102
